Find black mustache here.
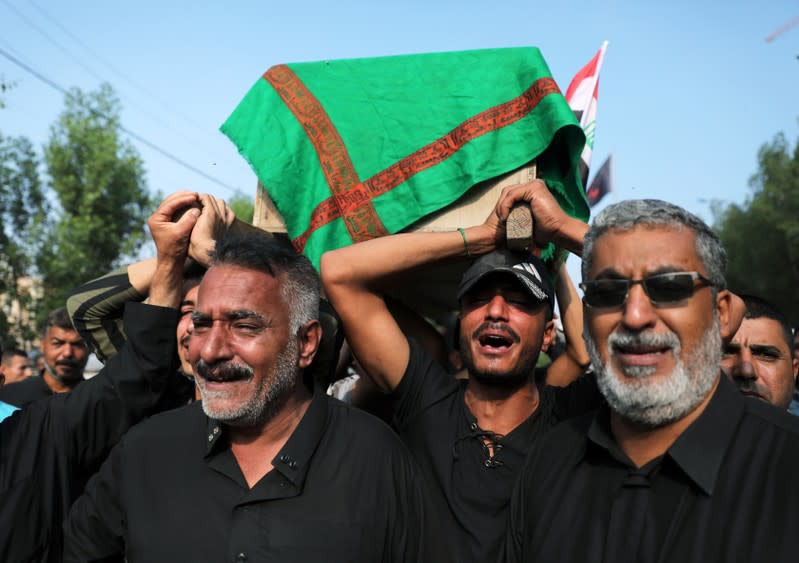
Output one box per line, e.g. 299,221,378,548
195,360,253,382
472,322,521,344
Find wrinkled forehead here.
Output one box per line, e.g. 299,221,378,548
196,264,287,317
589,225,701,278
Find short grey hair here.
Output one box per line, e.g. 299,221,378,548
211,232,320,335
581,200,727,290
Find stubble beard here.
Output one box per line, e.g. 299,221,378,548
197,338,300,428
586,312,721,428
460,329,541,388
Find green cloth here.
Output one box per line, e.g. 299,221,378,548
222,47,588,268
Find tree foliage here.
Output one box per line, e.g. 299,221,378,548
229,192,254,224
714,130,799,324
0,133,49,348
36,83,154,319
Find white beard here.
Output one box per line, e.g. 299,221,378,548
586,312,721,428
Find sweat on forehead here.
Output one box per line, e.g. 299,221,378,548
580,199,727,289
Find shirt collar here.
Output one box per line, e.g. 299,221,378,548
667,375,744,495
585,375,745,495
204,386,329,489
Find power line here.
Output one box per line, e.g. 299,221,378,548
28,0,213,136
0,45,244,196
2,0,218,155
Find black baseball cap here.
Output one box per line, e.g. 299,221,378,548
457,250,554,306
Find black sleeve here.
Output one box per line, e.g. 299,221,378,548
0,302,178,563
390,338,459,430
63,437,128,562
550,372,602,421
59,302,180,471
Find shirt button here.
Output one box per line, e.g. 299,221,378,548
470,422,478,431
278,454,288,463
289,460,298,469
208,434,214,442
484,459,492,468
236,552,247,563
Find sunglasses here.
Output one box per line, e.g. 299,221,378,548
580,271,714,309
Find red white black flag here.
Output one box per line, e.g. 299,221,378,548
564,41,608,190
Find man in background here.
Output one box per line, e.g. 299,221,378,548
0,348,32,385
721,294,798,410
0,308,89,407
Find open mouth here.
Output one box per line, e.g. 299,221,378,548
476,329,517,354
612,343,672,366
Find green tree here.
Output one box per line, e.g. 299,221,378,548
0,133,49,348
714,130,799,324
37,83,154,318
229,192,254,224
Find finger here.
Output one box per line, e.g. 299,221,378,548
154,192,200,220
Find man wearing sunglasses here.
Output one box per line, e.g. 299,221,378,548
504,189,799,563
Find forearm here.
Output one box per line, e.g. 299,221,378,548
553,216,588,257
555,266,590,368
66,266,145,362
322,224,497,292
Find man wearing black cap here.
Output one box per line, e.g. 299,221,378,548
321,184,595,563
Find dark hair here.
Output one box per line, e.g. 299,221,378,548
210,232,320,334
739,294,795,356
41,307,76,339
1,348,27,364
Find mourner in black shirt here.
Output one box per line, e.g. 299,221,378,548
322,181,597,563
65,228,433,563
504,197,799,562
0,191,193,563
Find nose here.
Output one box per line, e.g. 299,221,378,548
620,283,658,331
197,322,234,364
730,349,756,381
485,294,510,321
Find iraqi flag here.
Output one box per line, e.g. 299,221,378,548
564,41,608,189
586,154,613,207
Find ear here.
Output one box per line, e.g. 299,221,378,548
540,319,556,353
297,319,322,370
715,289,736,345
792,357,799,384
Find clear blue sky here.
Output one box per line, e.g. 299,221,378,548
2,0,797,250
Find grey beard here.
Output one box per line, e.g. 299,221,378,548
198,338,300,428
586,312,721,428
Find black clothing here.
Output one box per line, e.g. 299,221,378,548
0,374,57,407
0,303,179,563
64,389,434,563
392,339,598,563
504,375,799,563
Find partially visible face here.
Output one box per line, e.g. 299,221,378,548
188,265,300,427
3,355,32,384
177,283,200,376
458,274,553,386
721,317,798,409
41,326,89,381
584,226,728,427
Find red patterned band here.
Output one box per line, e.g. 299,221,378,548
263,65,388,248
265,66,559,252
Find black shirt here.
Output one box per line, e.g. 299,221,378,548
0,373,58,407
0,303,179,563
392,339,598,563
504,375,799,563
64,389,435,563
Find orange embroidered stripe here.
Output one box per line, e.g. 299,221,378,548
263,65,388,249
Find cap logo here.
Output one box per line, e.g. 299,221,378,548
513,262,542,283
